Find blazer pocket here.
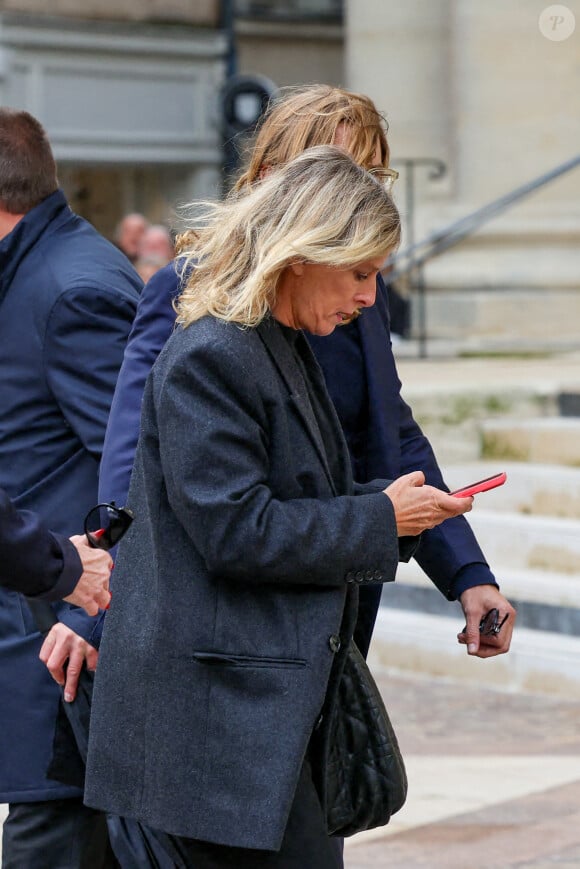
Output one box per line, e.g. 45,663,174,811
188,651,307,670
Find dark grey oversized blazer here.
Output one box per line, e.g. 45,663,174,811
85,314,409,851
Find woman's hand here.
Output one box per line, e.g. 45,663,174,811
384,471,473,537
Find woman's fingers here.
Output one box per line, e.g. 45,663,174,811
384,472,473,536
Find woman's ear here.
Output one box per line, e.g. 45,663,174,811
289,260,304,277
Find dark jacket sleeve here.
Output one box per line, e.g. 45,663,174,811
0,487,82,600
395,392,497,598
90,264,179,650
98,262,180,507
44,284,138,460
310,275,497,601
43,280,139,641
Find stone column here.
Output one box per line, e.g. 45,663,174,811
346,0,580,346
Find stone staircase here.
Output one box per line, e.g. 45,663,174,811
410,288,580,356
370,364,580,696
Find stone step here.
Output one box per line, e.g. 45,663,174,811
481,417,580,466
398,387,557,467
393,350,580,465
395,558,580,610
368,607,580,696
442,461,580,519
409,288,580,347
391,560,580,635
466,510,580,574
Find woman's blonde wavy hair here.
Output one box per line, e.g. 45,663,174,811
176,146,400,329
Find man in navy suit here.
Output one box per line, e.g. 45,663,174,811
98,86,515,664
0,108,141,868
0,486,112,612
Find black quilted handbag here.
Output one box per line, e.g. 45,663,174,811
324,641,408,837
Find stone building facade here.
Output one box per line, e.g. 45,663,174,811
0,1,225,236
5,0,574,348
0,0,345,237
234,0,343,87
346,0,580,347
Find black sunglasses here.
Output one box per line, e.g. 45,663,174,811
84,502,134,551
479,608,509,637
461,608,509,639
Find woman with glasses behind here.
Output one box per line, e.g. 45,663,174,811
235,85,514,659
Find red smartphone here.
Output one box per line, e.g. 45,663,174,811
450,471,507,498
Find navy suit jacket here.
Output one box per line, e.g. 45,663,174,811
0,189,141,801
98,264,496,654
307,277,494,598
0,488,81,600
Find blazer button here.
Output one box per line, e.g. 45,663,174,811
345,571,355,583
374,570,383,580
329,635,341,654
365,569,374,581
355,571,364,583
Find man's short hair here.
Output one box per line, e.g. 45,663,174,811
0,108,58,213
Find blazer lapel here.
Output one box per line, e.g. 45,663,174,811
257,317,338,495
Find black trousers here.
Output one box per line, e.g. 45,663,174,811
164,757,343,869
2,797,118,869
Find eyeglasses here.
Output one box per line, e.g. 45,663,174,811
368,167,399,194
84,502,134,551
479,608,509,637
461,608,510,639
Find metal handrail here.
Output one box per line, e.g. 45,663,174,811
384,153,580,357
387,153,580,281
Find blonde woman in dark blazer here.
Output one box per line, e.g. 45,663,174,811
85,147,472,868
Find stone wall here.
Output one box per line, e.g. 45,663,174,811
235,19,343,87
0,0,220,25
346,0,580,308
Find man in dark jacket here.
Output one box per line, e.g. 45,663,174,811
0,108,141,868
0,486,112,612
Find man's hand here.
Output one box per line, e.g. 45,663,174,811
64,534,112,615
39,623,98,702
458,584,516,658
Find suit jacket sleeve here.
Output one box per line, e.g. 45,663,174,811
373,275,494,597
155,331,400,587
0,487,82,599
98,263,180,507
44,284,137,459
310,275,497,600
43,282,138,640
396,392,497,598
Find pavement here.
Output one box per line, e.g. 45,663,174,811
343,666,580,869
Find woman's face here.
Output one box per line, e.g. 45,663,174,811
274,257,387,336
